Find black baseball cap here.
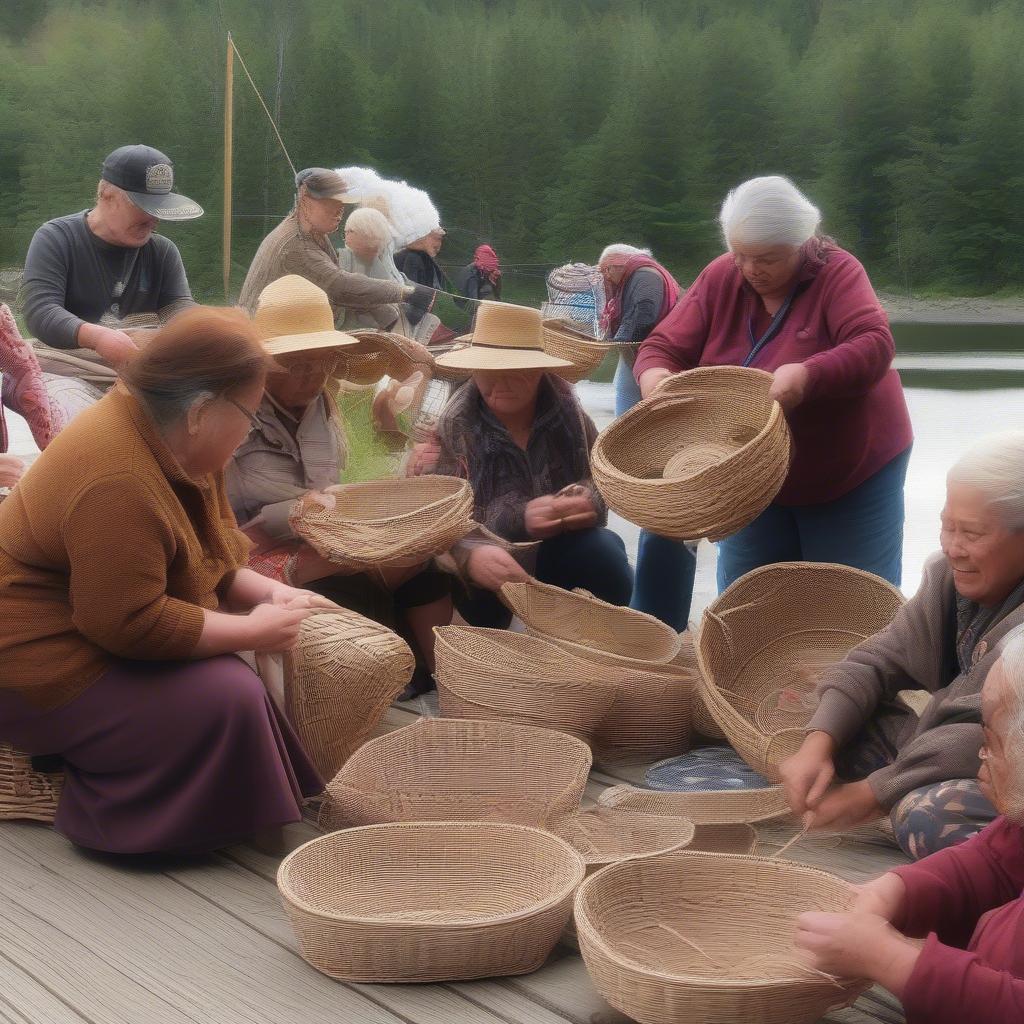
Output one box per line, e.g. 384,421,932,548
100,145,204,221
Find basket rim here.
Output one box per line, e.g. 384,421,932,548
304,475,471,528
596,784,792,825
574,849,858,988
553,808,696,865
279,821,586,928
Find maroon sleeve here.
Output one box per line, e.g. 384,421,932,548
632,269,710,380
801,252,896,400
902,933,1024,1024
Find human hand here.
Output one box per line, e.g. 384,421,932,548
769,362,810,411
779,731,836,815
405,284,436,316
638,367,673,399
405,440,441,476
0,454,25,488
78,323,138,368
466,545,530,591
852,872,907,924
806,779,883,832
269,584,338,611
244,602,317,652
551,490,599,531
304,490,337,511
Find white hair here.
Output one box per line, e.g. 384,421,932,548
719,175,821,249
947,431,1024,531
344,206,395,249
599,243,651,266
993,628,1024,820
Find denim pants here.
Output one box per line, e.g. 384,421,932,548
614,355,697,630
716,445,912,592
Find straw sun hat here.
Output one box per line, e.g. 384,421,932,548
253,275,360,356
435,301,573,373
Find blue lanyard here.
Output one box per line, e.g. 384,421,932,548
742,287,798,368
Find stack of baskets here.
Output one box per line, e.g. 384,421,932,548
590,366,791,540
541,319,615,383
0,743,63,823
697,562,905,781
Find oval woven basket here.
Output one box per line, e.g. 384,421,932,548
590,366,792,541
674,632,725,740
433,625,620,743
342,329,435,386
278,821,586,983
0,743,63,823
552,807,695,873
575,850,868,1024
290,474,475,571
697,562,906,782
320,718,592,830
541,319,614,383
284,609,415,780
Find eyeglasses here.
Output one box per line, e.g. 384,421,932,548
225,396,261,431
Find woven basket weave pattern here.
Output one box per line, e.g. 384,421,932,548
320,718,592,829
278,822,585,982
590,367,791,541
575,850,867,1024
0,744,63,823
541,320,612,383
697,563,905,782
552,808,695,871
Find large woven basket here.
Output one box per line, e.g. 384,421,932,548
575,851,867,1024
433,625,620,743
541,319,614,383
342,329,435,386
677,632,725,740
291,475,475,571
284,609,414,780
320,718,592,830
278,822,585,982
697,563,905,782
590,366,791,540
0,744,63,823
500,581,696,765
552,807,695,873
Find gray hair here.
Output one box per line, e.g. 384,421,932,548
947,431,1024,531
719,175,821,249
599,243,651,266
344,206,394,250
994,628,1024,820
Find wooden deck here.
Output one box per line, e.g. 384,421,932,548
0,700,909,1024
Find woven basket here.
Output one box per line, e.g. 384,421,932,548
590,366,792,541
541,319,613,383
278,822,586,982
342,329,434,386
697,562,905,783
675,632,725,740
0,744,63,823
284,609,414,780
320,718,592,830
575,851,868,1024
291,475,475,571
433,625,620,743
552,807,695,873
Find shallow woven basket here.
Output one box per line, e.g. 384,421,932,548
541,319,614,383
0,744,63,823
697,562,905,782
319,718,592,830
342,329,434,386
278,822,586,983
291,475,475,571
433,625,620,743
590,366,792,540
552,807,695,873
575,851,868,1024
500,581,695,765
284,609,414,780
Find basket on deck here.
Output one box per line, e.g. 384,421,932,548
341,329,435,386
674,632,725,740
278,822,585,983
290,475,475,571
500,581,696,765
0,744,63,823
433,625,620,743
575,851,867,1024
541,319,614,383
320,718,592,830
552,807,695,873
284,609,414,780
697,562,905,782
590,366,791,540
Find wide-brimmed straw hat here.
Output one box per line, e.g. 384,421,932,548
254,275,359,356
435,301,573,372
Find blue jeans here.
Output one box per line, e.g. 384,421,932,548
716,446,911,592
614,355,697,630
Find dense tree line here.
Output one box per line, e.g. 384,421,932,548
1,0,1023,300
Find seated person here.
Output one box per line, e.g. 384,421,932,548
0,306,328,854
795,627,1024,1024
780,432,1024,858
226,276,451,691
430,300,634,628
338,207,408,332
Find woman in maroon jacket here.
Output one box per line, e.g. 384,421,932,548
794,628,1024,1024
635,175,912,590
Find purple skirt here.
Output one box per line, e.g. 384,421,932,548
0,655,323,854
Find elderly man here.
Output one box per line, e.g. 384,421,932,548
794,627,1024,1023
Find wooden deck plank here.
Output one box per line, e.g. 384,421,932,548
0,956,92,1024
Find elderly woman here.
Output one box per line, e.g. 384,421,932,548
337,207,409,332
227,276,451,691
636,175,913,591
780,433,1024,858
239,167,434,329
0,307,327,853
794,628,1024,1023
431,301,633,627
